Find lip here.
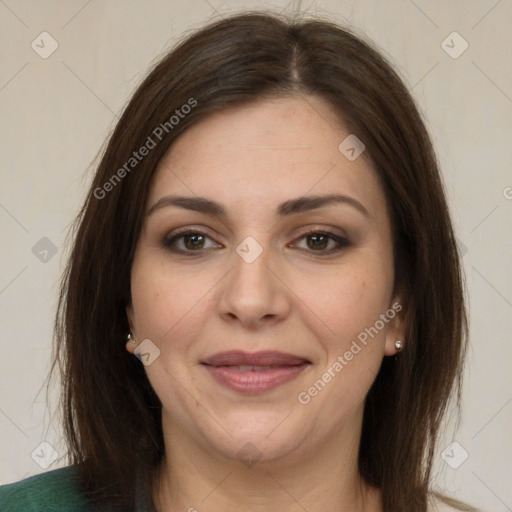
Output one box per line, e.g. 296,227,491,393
200,350,311,394
201,350,310,367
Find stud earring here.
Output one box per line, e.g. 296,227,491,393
395,340,404,352
126,333,137,344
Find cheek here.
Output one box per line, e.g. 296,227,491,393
129,257,214,408
290,252,394,408
293,253,393,345
129,255,214,350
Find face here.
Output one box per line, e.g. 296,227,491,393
126,95,405,466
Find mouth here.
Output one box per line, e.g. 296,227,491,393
200,351,312,394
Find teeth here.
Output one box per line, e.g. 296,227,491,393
233,365,272,371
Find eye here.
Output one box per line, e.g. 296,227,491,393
292,230,349,254
162,230,222,253
162,228,348,255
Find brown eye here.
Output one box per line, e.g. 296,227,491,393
183,233,205,250
292,230,350,255
162,230,222,254
306,234,329,250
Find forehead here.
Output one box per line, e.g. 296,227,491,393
148,95,388,220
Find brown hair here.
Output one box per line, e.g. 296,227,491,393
53,11,470,512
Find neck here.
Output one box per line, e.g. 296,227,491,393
152,410,382,512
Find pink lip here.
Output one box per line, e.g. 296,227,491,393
201,350,310,367
200,350,311,394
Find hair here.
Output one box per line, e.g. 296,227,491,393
52,11,471,512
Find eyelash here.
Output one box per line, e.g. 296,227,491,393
162,228,350,256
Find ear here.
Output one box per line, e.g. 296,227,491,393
383,297,407,356
125,303,137,354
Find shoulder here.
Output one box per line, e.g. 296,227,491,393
0,466,93,512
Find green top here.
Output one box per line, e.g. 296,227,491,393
0,466,147,512
0,467,91,511
0,468,467,512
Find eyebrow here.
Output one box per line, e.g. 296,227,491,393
146,193,369,218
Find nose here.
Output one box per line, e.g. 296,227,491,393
217,243,291,329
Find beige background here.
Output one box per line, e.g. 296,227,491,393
0,0,511,510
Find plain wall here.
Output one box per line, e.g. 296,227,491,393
0,1,511,510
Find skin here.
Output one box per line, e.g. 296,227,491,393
126,95,405,512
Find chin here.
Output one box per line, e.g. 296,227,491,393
195,409,316,468
219,432,307,469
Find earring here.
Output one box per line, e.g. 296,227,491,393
395,340,404,352
126,333,137,344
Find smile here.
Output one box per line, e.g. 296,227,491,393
200,351,311,394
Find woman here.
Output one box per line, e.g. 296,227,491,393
0,12,475,512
